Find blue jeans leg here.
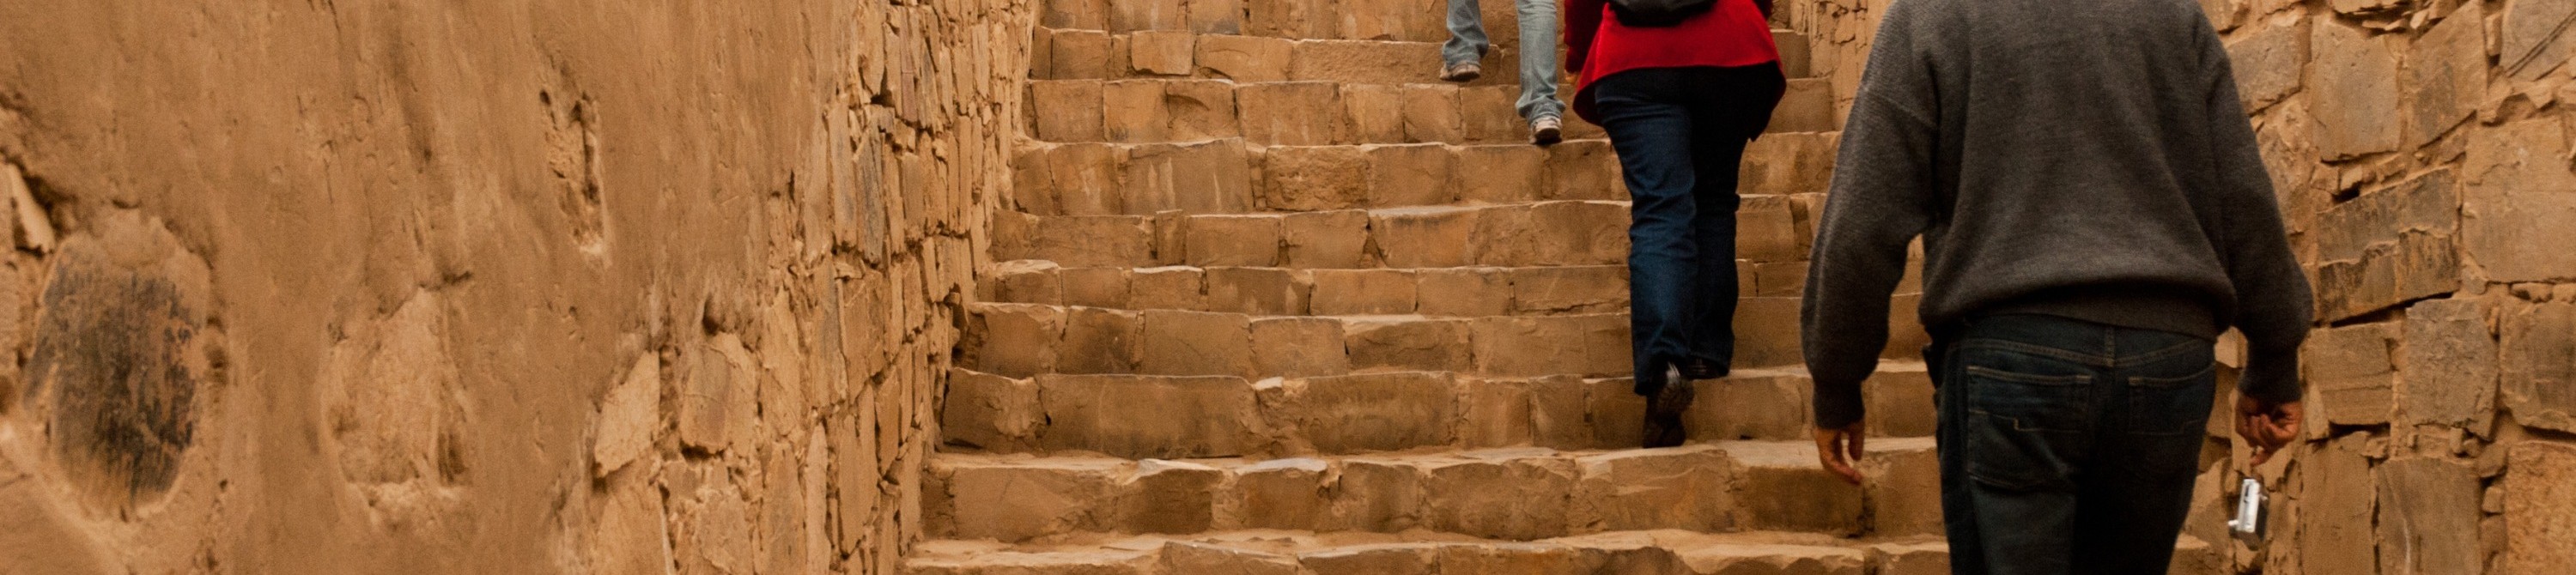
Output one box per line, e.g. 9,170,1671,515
1936,314,2216,575
1443,0,1487,67
1593,70,1747,392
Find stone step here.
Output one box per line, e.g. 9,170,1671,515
921,439,1942,542
1026,77,1836,145
1026,79,1575,146
962,303,1639,379
981,262,1648,318
991,198,1831,269
909,530,1930,575
993,201,1635,269
1009,133,1838,216
1036,30,1523,88
908,532,2224,575
1031,24,1822,84
939,362,1936,457
979,259,1902,318
1039,0,1450,43
959,295,1926,380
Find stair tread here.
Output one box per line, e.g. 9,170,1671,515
932,437,1939,467
927,439,1942,542
910,528,1896,561
1011,134,1840,217
909,530,2215,574
1024,76,1835,146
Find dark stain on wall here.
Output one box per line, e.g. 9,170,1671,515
24,251,202,510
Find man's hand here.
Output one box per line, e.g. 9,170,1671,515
2234,396,2302,466
1814,422,1867,485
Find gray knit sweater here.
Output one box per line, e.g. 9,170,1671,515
1801,0,2312,429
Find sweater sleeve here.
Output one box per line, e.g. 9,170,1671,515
2199,33,2313,404
1566,0,1602,72
1801,5,1941,430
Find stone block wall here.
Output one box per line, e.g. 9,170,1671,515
1783,0,2576,572
0,1,1025,573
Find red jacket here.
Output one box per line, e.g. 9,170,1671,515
1566,0,1784,124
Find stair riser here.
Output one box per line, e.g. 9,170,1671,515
909,540,1882,575
1026,77,1835,146
982,264,1637,317
1031,25,1823,85
960,302,1925,383
1010,134,1838,217
941,366,1936,458
990,199,1836,270
920,444,1939,543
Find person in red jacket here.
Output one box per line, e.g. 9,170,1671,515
1568,0,1784,447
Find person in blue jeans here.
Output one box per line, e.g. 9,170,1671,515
1441,0,1566,144
1565,0,1785,447
1801,0,2312,571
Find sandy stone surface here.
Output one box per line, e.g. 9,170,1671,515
0,1,1026,572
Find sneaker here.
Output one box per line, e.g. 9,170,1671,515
1642,366,1694,448
1439,61,1482,82
1530,116,1563,146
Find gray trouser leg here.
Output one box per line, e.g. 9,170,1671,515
1443,0,1487,66
1515,0,1564,120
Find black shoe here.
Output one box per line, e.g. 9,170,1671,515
1642,366,1693,448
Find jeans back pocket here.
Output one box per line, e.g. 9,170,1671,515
2123,355,2217,437
1953,341,2097,434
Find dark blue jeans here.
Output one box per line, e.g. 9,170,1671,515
1933,314,2217,575
1591,66,1779,393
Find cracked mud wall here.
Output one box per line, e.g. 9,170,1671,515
0,1,1029,573
1782,0,2576,572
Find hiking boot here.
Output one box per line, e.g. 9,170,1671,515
1439,61,1482,82
1530,116,1563,146
1642,366,1694,448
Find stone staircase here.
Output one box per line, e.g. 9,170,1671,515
908,1,2201,572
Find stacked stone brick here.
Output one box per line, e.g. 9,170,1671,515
912,0,2008,572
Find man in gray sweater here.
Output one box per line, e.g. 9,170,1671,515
1799,0,2310,572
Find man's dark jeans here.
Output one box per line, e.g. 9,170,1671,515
1590,65,1780,394
1934,313,2217,575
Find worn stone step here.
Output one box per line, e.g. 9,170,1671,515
980,259,1891,318
1026,77,1838,145
959,294,1923,381
1035,30,1505,88
908,531,2226,575
922,439,1940,542
991,201,1634,269
939,361,1935,457
959,300,1894,380
961,303,1640,378
993,198,1826,269
909,530,1918,575
978,263,1637,317
1025,78,1597,146
1008,134,1838,216
1032,25,1821,84
1039,0,1450,42
909,530,1917,574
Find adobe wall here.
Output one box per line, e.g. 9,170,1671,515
0,1,1026,573
1783,0,2576,572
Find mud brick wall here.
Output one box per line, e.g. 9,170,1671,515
0,1,1027,573
1781,0,2576,572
